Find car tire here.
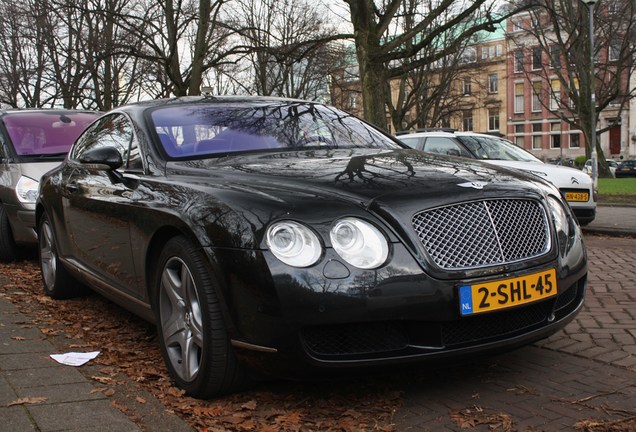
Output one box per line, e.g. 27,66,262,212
39,213,85,299
0,205,20,262
154,236,250,398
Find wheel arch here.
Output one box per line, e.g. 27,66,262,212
143,225,234,324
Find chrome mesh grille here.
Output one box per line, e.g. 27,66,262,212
412,199,549,270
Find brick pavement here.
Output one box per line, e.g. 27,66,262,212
0,280,193,432
395,234,636,431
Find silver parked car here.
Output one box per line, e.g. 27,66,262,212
0,109,98,261
398,130,597,225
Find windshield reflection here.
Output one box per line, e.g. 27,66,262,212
458,136,541,162
150,102,402,159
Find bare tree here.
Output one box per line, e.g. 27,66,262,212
81,0,147,110
385,0,494,132
340,0,523,130
110,0,247,97
509,0,636,176
231,0,339,100
0,1,51,107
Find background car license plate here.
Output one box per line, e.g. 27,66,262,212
565,192,589,202
459,269,557,316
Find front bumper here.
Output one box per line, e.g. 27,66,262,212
3,203,37,244
214,236,587,377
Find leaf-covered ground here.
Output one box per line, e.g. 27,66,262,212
0,260,400,431
3,255,635,432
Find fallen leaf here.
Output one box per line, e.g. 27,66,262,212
8,397,48,406
241,400,257,410
91,376,113,384
11,336,26,341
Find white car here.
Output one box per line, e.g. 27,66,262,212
583,159,617,177
398,130,596,225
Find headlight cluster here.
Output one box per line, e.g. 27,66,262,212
16,176,39,204
266,221,322,268
266,218,389,269
547,196,569,236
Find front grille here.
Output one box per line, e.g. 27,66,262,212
412,199,550,270
301,323,408,356
442,300,553,346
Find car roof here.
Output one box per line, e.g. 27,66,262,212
121,95,310,111
0,108,96,115
397,130,500,139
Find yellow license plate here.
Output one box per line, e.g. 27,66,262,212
565,192,589,202
459,269,557,316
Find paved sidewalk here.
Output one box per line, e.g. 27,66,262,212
0,276,194,432
0,297,143,432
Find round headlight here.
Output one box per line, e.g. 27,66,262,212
330,218,389,269
16,176,39,204
266,221,322,267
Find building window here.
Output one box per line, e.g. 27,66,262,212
514,124,525,147
609,2,619,14
488,74,498,93
570,133,581,148
550,122,561,149
515,124,526,148
514,83,524,113
496,44,503,56
488,109,500,131
462,110,474,131
462,77,472,95
569,77,580,108
550,45,561,68
349,94,357,109
482,47,488,59
531,14,540,28
512,20,523,32
532,81,542,112
460,47,477,64
532,123,542,150
514,50,524,72
532,47,542,70
609,39,621,61
550,79,561,111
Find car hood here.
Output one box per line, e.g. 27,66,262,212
166,149,550,208
484,160,592,189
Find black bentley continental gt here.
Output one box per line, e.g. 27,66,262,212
36,97,587,398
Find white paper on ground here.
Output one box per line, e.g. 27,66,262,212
50,351,100,366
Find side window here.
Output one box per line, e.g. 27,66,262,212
71,113,138,169
126,135,142,170
423,137,466,157
0,130,7,159
398,137,423,150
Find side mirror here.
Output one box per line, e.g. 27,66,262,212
79,146,123,170
447,149,461,157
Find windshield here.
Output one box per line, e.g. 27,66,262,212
3,111,98,157
457,135,542,162
150,101,402,158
